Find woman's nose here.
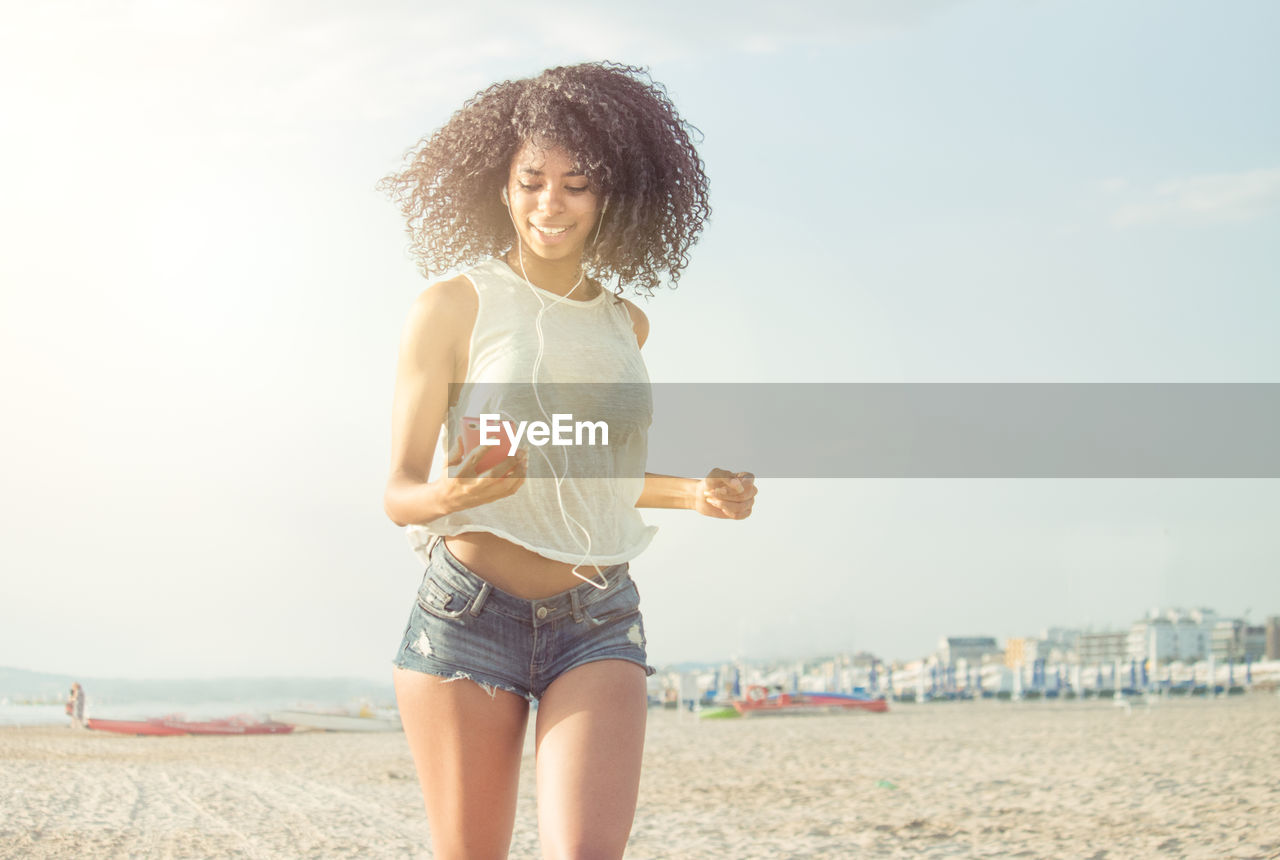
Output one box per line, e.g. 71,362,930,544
537,187,564,214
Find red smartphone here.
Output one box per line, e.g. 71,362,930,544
460,415,518,475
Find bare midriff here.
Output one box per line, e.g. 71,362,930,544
443,532,615,600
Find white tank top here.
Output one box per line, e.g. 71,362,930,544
405,257,658,569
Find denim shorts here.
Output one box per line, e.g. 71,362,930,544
392,537,656,702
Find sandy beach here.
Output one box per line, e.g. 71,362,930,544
3,695,1278,859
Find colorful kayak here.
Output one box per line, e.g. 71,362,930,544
803,692,891,709
159,717,295,735
268,710,402,732
85,718,188,736
85,716,294,736
732,686,889,716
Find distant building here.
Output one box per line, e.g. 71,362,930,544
1004,637,1050,668
1128,608,1214,663
1268,617,1280,661
1128,617,1176,663
1172,620,1205,659
1210,621,1238,660
937,636,1001,667
1042,627,1079,646
1041,628,1081,663
1243,626,1266,661
1210,620,1266,661
1077,631,1128,664
1177,618,1209,659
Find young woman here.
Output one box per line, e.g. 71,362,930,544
381,62,756,859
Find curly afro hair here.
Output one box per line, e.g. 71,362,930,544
379,62,710,298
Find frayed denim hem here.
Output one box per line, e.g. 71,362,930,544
392,659,536,704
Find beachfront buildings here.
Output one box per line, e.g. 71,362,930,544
936,637,1001,666
1126,610,1212,664
1076,631,1128,664
1041,628,1080,661
993,609,1264,671
1004,637,1046,668
1005,628,1080,668
1121,608,1267,664
1210,619,1267,661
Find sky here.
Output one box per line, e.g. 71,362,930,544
1,0,1278,680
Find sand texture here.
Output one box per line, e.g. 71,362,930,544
3,695,1279,858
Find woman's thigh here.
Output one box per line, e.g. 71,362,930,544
394,667,531,860
533,660,648,860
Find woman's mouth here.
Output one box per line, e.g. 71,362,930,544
530,223,573,243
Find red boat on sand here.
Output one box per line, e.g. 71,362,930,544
732,685,889,716
85,718,187,736
85,716,294,736
160,717,294,735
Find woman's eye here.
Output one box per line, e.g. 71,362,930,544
516,182,589,193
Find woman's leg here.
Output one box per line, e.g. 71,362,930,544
533,660,648,860
394,667,531,860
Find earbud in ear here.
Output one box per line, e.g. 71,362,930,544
588,196,609,246
500,187,509,206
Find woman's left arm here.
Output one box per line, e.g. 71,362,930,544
624,300,756,519
637,470,757,519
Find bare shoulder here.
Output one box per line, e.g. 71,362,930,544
399,274,478,365
411,274,478,323
615,295,650,349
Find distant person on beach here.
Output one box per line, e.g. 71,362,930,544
381,62,756,858
66,682,85,729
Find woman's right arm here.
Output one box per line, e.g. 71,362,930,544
383,277,527,527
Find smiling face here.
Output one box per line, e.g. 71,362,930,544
503,141,602,264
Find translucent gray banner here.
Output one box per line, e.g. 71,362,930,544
448,383,1280,478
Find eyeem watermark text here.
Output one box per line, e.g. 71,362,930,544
480,413,609,455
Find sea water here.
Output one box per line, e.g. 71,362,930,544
0,696,396,727
0,675,396,727
0,703,68,726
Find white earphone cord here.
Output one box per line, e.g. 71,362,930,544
502,187,611,589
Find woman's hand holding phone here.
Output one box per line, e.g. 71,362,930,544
439,433,528,514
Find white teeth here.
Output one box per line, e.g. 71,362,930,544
533,224,568,235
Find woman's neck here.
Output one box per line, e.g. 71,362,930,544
504,245,592,298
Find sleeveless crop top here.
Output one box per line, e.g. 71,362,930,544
405,258,658,569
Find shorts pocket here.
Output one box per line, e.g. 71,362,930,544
582,582,640,627
416,576,471,620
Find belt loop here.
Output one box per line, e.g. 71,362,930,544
469,581,492,617
569,588,584,623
